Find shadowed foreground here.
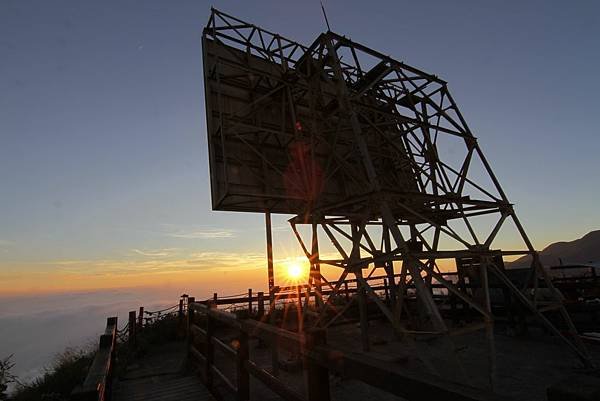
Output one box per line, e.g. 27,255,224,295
112,342,214,401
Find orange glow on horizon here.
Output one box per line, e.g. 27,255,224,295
0,266,268,297
0,255,462,298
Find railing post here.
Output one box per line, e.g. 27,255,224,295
187,297,195,343
270,289,279,376
71,316,118,401
257,291,265,318
248,288,253,314
296,284,303,332
213,292,218,304
236,330,250,400
304,329,330,401
205,302,215,389
128,310,136,347
106,316,117,401
383,278,389,302
450,293,459,324
138,306,144,330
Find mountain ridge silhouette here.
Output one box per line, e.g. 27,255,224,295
508,230,600,267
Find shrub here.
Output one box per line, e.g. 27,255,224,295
1,355,19,400
9,348,93,401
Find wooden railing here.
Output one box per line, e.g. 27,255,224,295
195,272,520,312
71,317,118,401
187,299,318,401
187,301,511,401
68,274,526,401
70,302,184,400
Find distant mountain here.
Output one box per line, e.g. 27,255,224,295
509,230,600,267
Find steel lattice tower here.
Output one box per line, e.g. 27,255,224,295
201,8,593,386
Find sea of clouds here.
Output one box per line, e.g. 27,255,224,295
0,286,185,387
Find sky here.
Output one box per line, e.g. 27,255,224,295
1,0,600,296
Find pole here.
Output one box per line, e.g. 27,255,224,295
311,222,322,306
266,211,275,292
266,211,279,375
257,291,265,318
138,307,144,330
128,311,136,347
297,284,304,332
304,329,330,401
248,288,253,314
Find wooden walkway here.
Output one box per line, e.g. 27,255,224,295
113,341,214,401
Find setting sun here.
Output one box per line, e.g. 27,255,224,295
286,261,304,281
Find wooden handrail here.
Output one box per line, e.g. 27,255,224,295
189,272,470,311
186,301,513,401
71,317,118,401
196,278,521,309
187,302,307,401
245,360,304,401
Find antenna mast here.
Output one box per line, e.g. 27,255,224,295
320,1,331,31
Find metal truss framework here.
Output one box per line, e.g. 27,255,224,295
202,8,594,387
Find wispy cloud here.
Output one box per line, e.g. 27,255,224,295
189,251,264,265
272,224,289,232
41,250,266,277
131,248,179,257
166,229,235,239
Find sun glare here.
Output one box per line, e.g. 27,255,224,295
286,261,303,281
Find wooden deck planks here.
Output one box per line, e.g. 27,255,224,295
114,375,214,401
113,341,214,401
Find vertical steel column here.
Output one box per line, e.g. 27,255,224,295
297,284,304,332
311,222,322,306
351,222,370,351
304,329,331,401
480,256,496,390
382,225,398,309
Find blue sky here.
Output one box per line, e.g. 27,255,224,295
1,0,599,292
